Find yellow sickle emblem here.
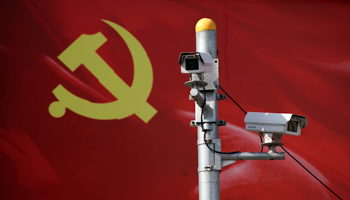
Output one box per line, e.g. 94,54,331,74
49,19,157,123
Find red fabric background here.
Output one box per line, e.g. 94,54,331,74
1,0,349,199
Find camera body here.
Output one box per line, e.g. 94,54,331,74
244,112,307,136
179,52,213,74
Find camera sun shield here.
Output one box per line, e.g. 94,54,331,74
179,52,213,74
244,112,307,136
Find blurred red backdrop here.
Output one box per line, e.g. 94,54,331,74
1,0,349,199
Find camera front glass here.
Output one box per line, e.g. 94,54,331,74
185,58,199,71
287,120,298,133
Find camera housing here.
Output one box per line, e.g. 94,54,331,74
244,112,307,136
179,52,213,74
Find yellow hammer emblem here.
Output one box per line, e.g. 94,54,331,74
49,19,157,123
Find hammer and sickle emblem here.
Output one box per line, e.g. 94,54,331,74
49,19,157,123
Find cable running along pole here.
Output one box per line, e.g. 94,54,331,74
195,18,220,200
179,18,342,200
181,18,287,200
220,85,343,200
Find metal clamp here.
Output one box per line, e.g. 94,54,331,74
217,120,226,126
216,94,226,100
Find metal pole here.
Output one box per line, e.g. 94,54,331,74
186,18,287,200
222,152,285,160
195,18,219,200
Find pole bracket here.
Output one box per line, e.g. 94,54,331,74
189,120,226,127
184,80,208,88
216,94,226,100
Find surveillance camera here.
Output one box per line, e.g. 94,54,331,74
179,52,213,74
244,112,307,136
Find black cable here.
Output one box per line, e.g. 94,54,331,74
259,135,263,152
219,85,247,114
220,85,342,200
200,77,206,130
201,85,240,154
219,85,254,151
203,131,241,154
281,146,342,200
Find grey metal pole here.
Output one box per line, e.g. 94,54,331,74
222,152,285,160
195,18,220,200
185,18,287,200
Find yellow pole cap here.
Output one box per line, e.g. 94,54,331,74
195,18,217,32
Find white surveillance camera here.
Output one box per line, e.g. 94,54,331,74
179,52,213,74
244,112,307,136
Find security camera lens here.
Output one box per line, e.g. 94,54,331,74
186,58,199,71
287,121,298,132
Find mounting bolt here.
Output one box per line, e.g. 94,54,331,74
217,120,226,126
204,138,212,143
217,94,226,100
190,120,197,127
